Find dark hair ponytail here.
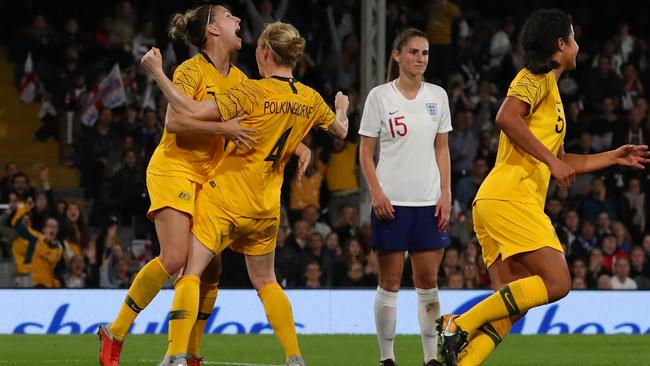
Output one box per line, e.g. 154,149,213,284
386,28,428,82
521,9,572,74
168,5,213,49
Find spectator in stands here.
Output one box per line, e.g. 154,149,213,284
580,178,618,221
324,138,359,226
572,258,588,284
462,261,481,289
286,219,309,251
440,247,460,286
454,157,488,212
340,260,370,287
99,240,128,288
11,172,36,203
29,168,55,231
243,0,290,41
611,257,637,289
139,108,162,160
1,162,19,202
622,177,646,237
611,221,632,253
596,211,614,240
587,247,611,288
446,271,464,289
300,205,331,238
60,202,90,260
448,109,478,183
602,234,624,272
546,197,564,226
424,0,461,83
572,277,587,289
132,21,156,62
589,96,621,152
299,232,333,287
597,273,613,289
289,155,326,220
110,148,146,225
303,261,322,289
614,107,649,148
560,210,580,248
570,220,598,262
334,205,359,245
629,246,650,289
584,55,625,112
80,107,119,201
275,225,300,288
64,255,87,288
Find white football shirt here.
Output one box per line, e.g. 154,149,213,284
359,80,452,206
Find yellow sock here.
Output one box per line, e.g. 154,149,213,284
166,275,200,356
187,282,218,356
458,317,512,366
258,283,300,359
455,275,548,332
110,257,170,340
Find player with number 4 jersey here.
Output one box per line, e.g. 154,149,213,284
141,21,348,366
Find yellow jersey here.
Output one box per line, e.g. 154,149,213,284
147,52,248,183
475,68,566,208
206,76,336,218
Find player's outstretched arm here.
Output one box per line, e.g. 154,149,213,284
165,107,257,148
561,144,650,174
496,96,575,188
329,91,349,139
141,47,220,121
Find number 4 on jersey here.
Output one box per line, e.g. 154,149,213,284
265,127,293,166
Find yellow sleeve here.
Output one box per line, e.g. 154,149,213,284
213,80,258,121
172,60,202,97
507,71,551,113
313,93,336,131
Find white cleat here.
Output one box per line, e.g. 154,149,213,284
158,354,189,366
286,355,306,366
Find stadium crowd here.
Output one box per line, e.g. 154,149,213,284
1,0,649,290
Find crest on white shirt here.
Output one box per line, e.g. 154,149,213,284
426,103,438,117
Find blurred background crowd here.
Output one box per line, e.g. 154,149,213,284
0,0,649,291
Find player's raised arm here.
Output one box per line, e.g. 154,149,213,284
141,47,221,121
496,96,575,188
328,91,349,139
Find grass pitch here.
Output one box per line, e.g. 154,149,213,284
0,334,648,365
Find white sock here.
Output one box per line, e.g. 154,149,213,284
374,286,398,362
416,287,440,363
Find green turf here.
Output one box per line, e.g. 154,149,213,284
0,334,648,365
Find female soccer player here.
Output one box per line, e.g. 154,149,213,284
438,10,650,366
141,21,349,366
359,28,450,366
99,5,259,366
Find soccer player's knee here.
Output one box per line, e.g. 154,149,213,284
547,275,571,302
159,255,185,275
379,279,401,292
250,275,275,291
413,275,437,289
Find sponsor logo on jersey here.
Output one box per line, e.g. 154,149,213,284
178,192,192,200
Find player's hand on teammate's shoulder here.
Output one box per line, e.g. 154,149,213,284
141,47,163,74
614,144,650,170
549,157,575,189
222,115,256,150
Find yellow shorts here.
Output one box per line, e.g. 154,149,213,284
191,190,279,256
472,199,563,268
146,173,200,220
